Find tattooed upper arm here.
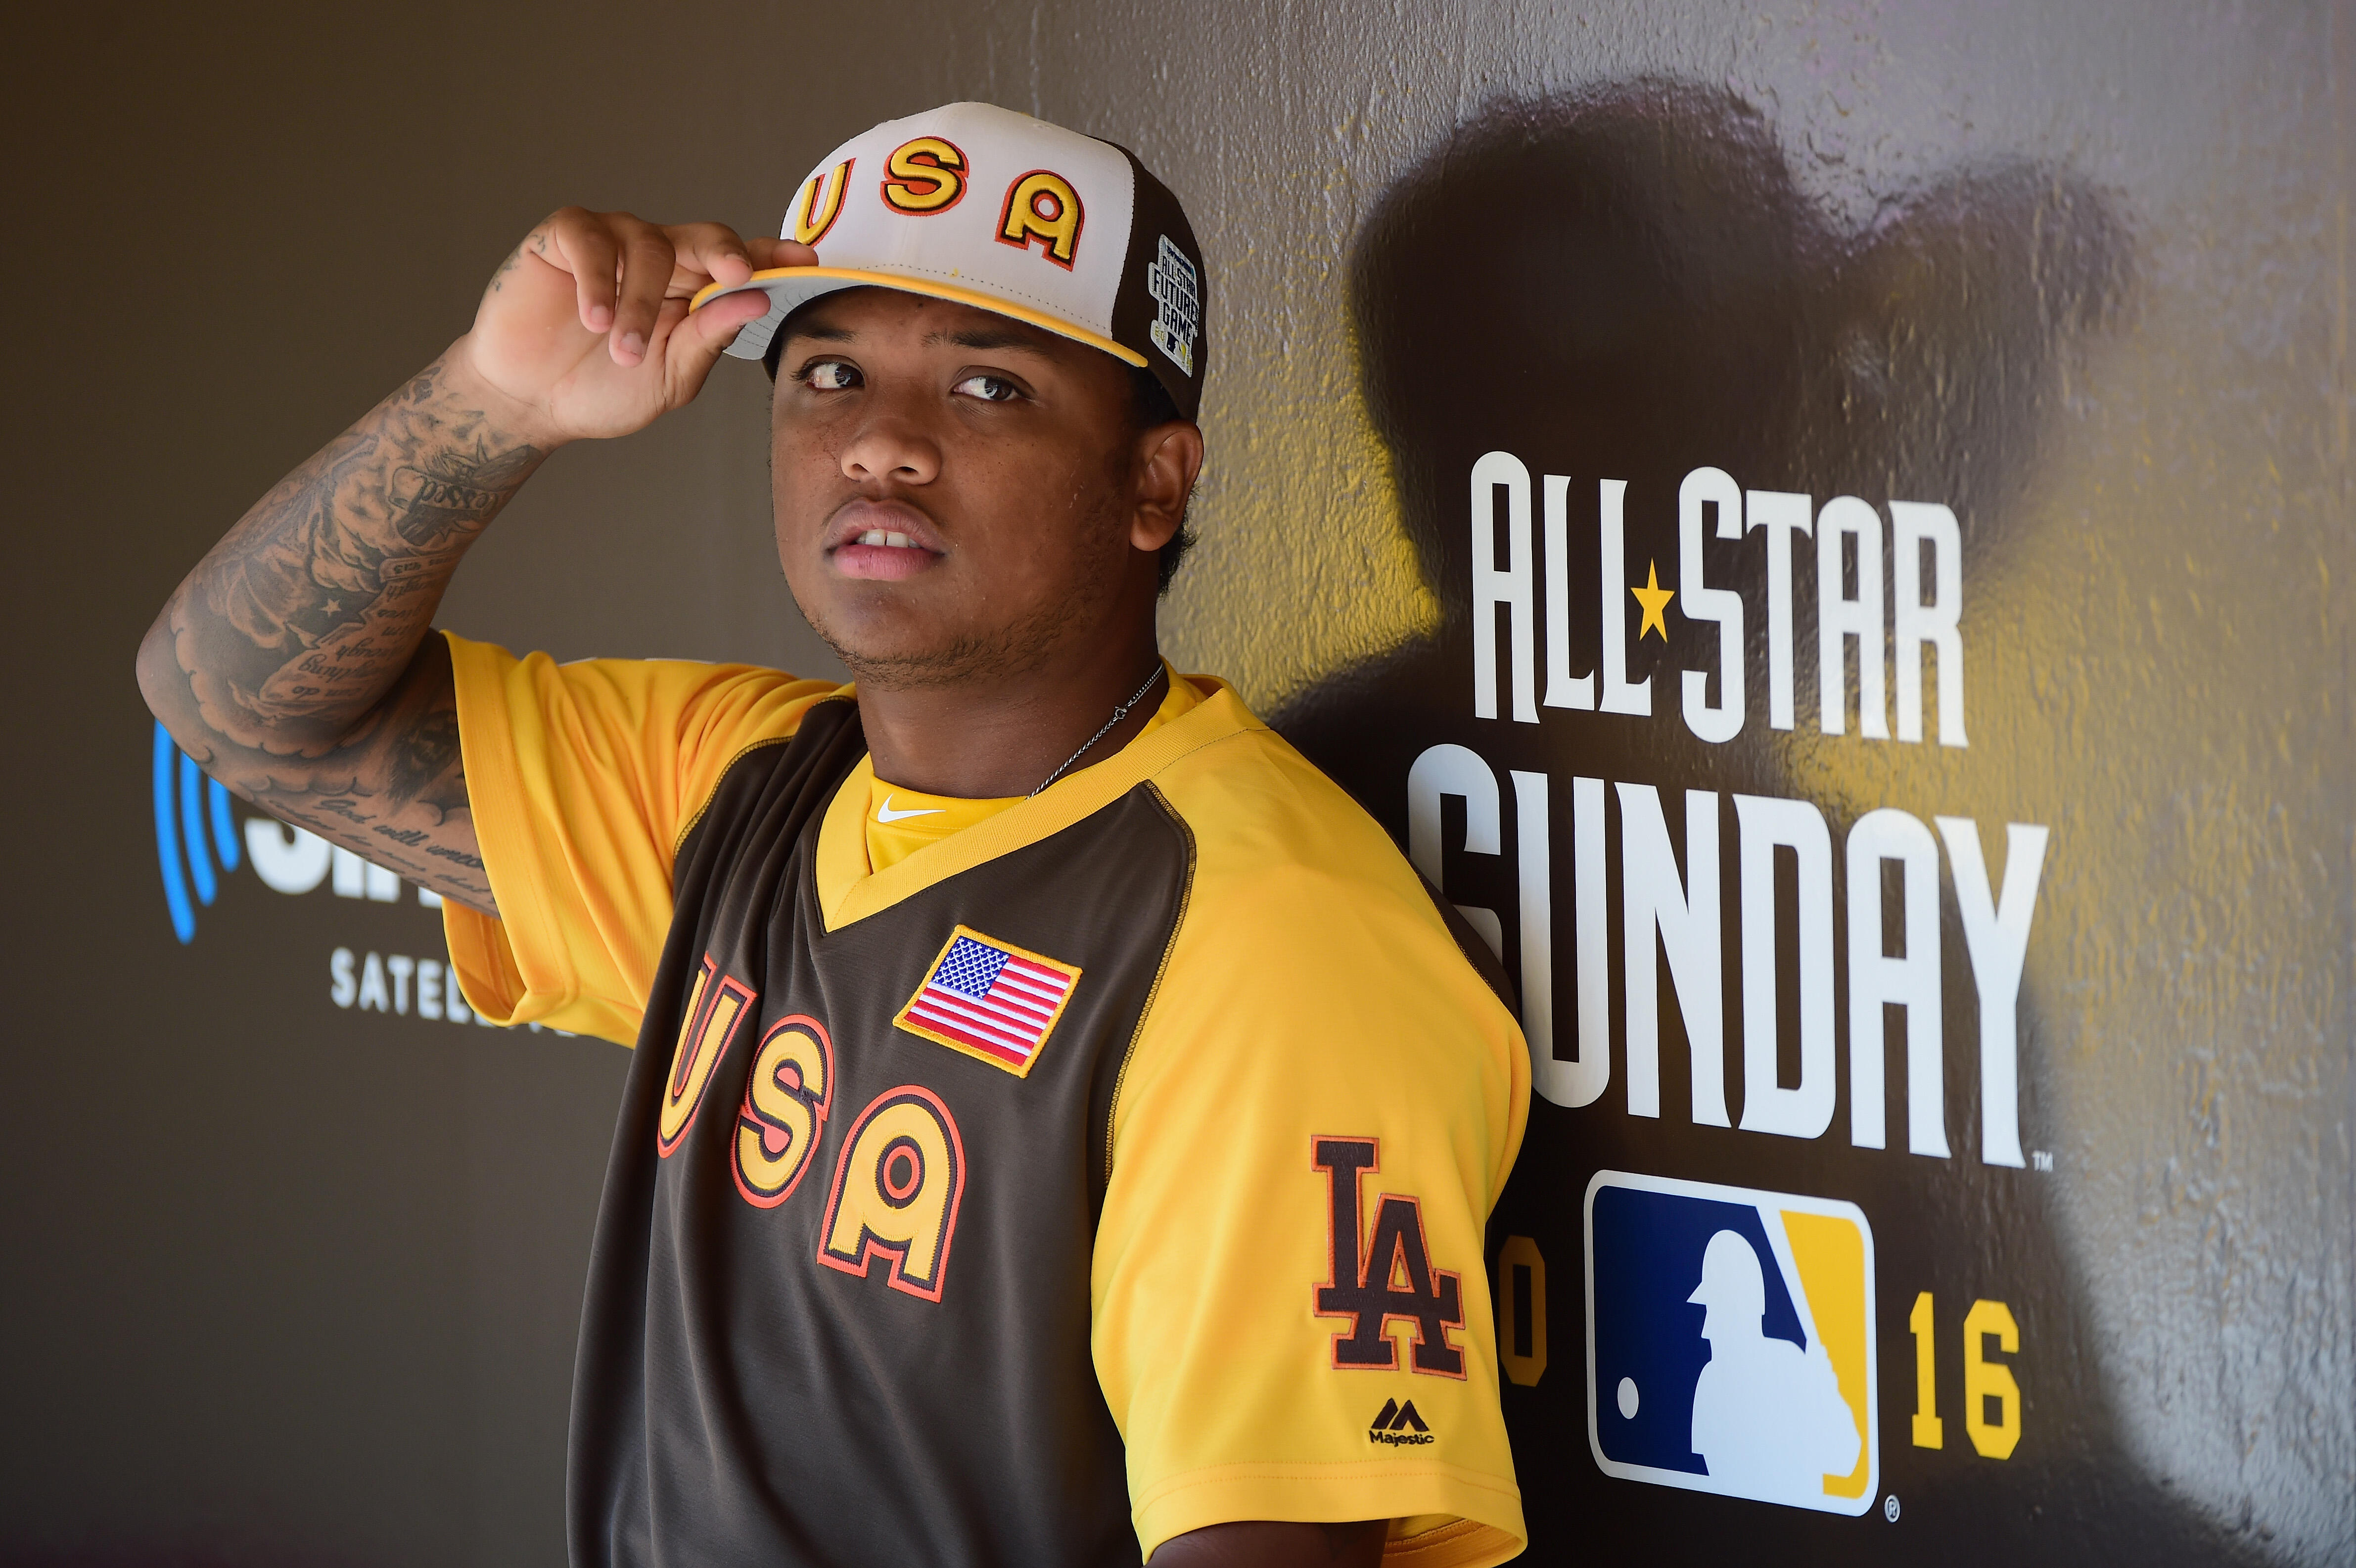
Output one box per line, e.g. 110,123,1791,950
138,354,544,918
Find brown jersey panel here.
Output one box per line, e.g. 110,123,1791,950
568,698,1191,1568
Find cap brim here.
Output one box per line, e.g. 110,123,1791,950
691,267,1149,368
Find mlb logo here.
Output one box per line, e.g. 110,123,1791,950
1583,1171,1878,1515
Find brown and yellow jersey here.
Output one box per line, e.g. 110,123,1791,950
439,632,1530,1567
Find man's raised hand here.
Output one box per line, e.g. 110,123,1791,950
460,209,816,445
138,206,814,914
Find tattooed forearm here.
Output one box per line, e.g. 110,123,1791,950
163,356,541,751
138,357,532,917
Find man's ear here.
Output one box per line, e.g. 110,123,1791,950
1129,421,1203,553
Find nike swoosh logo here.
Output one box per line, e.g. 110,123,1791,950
876,794,943,824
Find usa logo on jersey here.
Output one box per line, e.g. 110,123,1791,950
1583,1171,1878,1515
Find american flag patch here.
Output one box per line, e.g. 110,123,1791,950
894,926,1083,1077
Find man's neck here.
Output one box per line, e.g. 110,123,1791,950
854,634,1168,800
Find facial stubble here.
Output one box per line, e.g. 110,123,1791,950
791,457,1139,692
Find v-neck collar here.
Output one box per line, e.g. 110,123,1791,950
812,673,1250,932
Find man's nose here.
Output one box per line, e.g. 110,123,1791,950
839,410,941,487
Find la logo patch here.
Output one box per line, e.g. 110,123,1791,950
1313,1136,1466,1377
894,925,1081,1077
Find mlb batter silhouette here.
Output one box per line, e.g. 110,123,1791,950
1686,1230,1860,1504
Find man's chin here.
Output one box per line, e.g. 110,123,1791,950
811,617,1059,692
796,566,1100,693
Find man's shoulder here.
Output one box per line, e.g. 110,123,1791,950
1145,682,1415,898
451,635,851,736
1111,681,1529,1205
1141,688,1501,1010
553,651,852,735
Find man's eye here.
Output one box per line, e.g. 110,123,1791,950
952,374,1021,403
805,361,860,391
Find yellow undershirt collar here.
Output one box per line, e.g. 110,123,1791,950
822,665,1210,922
864,776,1023,876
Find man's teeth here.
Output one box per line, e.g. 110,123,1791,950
857,530,915,549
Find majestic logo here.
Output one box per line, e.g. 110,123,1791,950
819,1085,967,1302
1145,234,1198,376
1312,1136,1465,1377
1585,1170,1877,1515
894,926,1080,1077
1369,1399,1434,1447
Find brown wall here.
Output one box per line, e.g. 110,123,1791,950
0,1,2348,1564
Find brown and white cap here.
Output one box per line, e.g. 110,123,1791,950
693,100,1209,419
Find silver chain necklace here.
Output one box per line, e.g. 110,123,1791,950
1029,664,1167,798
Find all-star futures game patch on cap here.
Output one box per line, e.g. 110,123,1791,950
691,100,1208,420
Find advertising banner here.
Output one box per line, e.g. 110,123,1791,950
1276,85,2346,1564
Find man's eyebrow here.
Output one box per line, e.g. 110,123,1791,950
779,318,1058,354
925,324,1057,354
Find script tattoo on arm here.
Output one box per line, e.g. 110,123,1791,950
138,356,547,916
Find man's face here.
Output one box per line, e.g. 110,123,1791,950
770,287,1174,686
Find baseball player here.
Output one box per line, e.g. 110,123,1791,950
139,101,1529,1567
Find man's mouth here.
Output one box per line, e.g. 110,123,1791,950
827,507,944,582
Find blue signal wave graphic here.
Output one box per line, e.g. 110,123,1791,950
152,720,241,943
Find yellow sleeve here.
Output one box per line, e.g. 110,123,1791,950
438,631,846,1044
1093,732,1530,1565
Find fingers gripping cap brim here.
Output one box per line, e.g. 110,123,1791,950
692,268,1150,369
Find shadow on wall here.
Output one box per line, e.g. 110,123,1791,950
1296,77,2128,719
1276,82,2278,1566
